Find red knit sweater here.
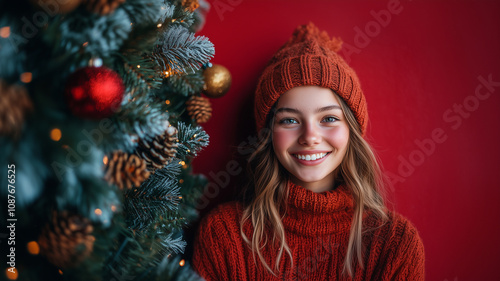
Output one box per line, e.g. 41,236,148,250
193,183,425,280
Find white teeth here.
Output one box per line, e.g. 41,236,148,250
294,153,328,161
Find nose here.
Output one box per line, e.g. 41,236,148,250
298,121,321,146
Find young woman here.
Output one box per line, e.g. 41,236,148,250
193,23,425,280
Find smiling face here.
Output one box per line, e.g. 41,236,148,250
272,86,350,193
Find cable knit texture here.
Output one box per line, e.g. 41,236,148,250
193,183,425,280
254,22,368,134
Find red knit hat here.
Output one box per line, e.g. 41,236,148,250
254,22,368,134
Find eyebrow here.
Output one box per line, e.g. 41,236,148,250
275,105,342,114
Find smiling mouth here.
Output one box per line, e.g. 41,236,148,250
292,152,330,161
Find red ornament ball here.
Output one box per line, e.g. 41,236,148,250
65,66,125,119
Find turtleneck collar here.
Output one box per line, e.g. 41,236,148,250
282,182,355,236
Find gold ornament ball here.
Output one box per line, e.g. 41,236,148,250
202,64,231,98
29,0,83,14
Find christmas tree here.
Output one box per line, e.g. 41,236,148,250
0,0,230,280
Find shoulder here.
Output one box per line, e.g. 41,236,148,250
386,210,424,250
197,201,244,237
366,209,425,277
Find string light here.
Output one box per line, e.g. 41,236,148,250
58,269,63,275
179,161,185,165
5,268,18,280
94,209,102,216
179,179,184,184
103,155,109,165
0,26,10,38
157,23,162,28
27,241,40,255
50,128,62,141
20,72,32,83
165,100,170,105
137,65,141,68
179,259,185,267
111,205,117,212
82,42,88,47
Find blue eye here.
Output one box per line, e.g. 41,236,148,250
279,118,298,124
322,116,339,123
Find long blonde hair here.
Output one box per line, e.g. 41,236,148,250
241,91,388,278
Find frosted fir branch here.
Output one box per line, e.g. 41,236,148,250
153,159,183,180
125,172,181,230
160,2,195,29
151,25,214,74
161,70,205,97
43,9,132,57
153,232,186,257
114,94,170,144
119,59,163,92
175,122,209,159
121,0,166,27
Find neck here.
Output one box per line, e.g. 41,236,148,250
291,173,336,193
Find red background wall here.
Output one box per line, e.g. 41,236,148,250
191,0,500,280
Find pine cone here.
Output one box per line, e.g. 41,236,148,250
186,96,212,123
182,0,200,12
85,0,125,15
136,126,178,172
105,151,150,190
38,211,95,269
0,79,33,138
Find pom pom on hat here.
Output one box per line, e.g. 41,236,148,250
254,22,368,134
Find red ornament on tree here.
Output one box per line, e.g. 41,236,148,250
65,66,125,119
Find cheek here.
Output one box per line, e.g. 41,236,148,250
324,126,350,151
272,130,297,153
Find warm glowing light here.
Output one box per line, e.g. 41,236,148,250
164,71,169,76
179,179,184,184
94,209,102,216
0,26,10,38
178,196,183,199
27,241,40,255
50,128,62,141
82,42,88,47
137,65,141,68
58,269,63,275
5,268,18,280
179,161,185,166
179,259,185,267
20,72,32,83
111,205,117,212
165,100,170,105
103,155,109,165
157,23,162,28
182,164,188,169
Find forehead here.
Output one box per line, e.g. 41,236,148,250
276,86,341,109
